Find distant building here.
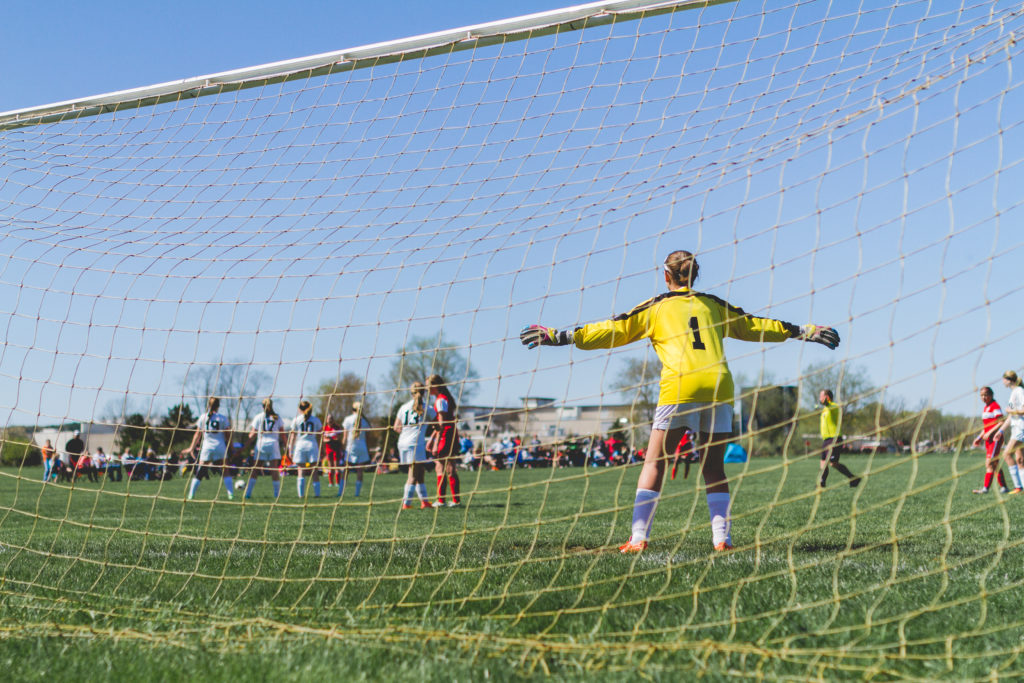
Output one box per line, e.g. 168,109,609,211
460,397,632,445
33,423,119,457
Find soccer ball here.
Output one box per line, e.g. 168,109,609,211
234,479,246,491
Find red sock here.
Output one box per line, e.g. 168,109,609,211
437,474,447,503
998,470,1007,488
448,474,460,503
984,471,994,489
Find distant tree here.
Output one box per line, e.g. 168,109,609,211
383,334,479,406
152,403,197,455
115,413,151,455
740,385,800,455
800,361,876,412
611,354,660,443
0,426,40,467
310,372,376,425
182,362,271,425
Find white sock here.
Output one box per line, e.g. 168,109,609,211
313,480,321,497
630,488,660,543
272,479,280,498
337,480,345,498
246,478,257,498
1010,465,1023,490
223,476,233,495
403,484,414,505
187,477,201,499
297,477,306,497
355,480,363,497
416,483,428,501
707,492,731,546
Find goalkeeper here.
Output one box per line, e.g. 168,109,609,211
521,250,840,552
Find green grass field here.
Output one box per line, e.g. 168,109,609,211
2,451,1024,681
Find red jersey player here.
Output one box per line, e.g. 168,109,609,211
426,374,461,507
670,428,699,480
972,386,1010,494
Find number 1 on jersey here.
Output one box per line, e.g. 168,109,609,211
689,316,706,350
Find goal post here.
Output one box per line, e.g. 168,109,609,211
2,0,1024,678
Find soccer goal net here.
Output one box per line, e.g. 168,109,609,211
2,0,1024,677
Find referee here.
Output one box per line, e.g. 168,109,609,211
818,389,860,488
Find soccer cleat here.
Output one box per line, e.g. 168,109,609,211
850,477,861,488
618,539,647,553
447,501,461,507
973,488,990,494
402,503,414,509
226,492,234,501
1001,487,1011,494
420,500,432,509
1011,488,1024,495
432,501,445,507
714,541,734,552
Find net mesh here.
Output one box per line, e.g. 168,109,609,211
2,0,1024,676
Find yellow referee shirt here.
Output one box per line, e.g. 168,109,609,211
820,401,841,439
571,288,800,405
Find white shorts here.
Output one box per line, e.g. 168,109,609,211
398,444,427,465
199,445,226,463
653,402,733,433
254,442,281,463
291,448,318,466
347,449,371,465
1011,425,1024,445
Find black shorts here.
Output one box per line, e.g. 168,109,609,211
821,438,841,463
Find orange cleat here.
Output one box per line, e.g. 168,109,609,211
618,539,647,553
714,541,734,552
1011,488,1024,495
420,500,432,509
401,503,414,509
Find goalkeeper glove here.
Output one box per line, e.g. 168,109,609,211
520,325,573,349
799,324,840,350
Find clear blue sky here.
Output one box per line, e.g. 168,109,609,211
1,0,1022,430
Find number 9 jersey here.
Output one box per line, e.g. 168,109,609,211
571,288,801,405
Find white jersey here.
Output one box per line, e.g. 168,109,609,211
1009,386,1024,430
290,414,322,463
395,398,428,452
342,413,371,464
250,412,285,461
197,411,230,461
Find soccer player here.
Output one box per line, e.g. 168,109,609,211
393,382,431,509
999,371,1024,492
426,374,461,507
245,398,286,499
971,386,1011,494
340,401,372,498
322,415,343,489
183,397,234,500
818,390,861,488
288,400,323,498
520,249,840,552
41,439,55,482
670,427,698,480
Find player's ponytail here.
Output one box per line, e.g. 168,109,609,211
262,398,277,420
207,397,220,413
351,401,364,440
411,381,426,419
1004,370,1022,387
298,399,313,418
664,250,699,288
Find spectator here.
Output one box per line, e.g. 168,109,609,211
64,430,85,475
106,448,123,482
41,439,55,482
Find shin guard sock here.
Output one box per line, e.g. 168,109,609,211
297,477,306,498
630,488,660,543
313,480,321,497
449,474,460,503
246,478,257,498
707,492,731,546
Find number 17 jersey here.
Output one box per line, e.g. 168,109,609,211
571,287,801,405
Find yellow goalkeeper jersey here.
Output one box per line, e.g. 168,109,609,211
571,287,800,405
820,401,841,439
